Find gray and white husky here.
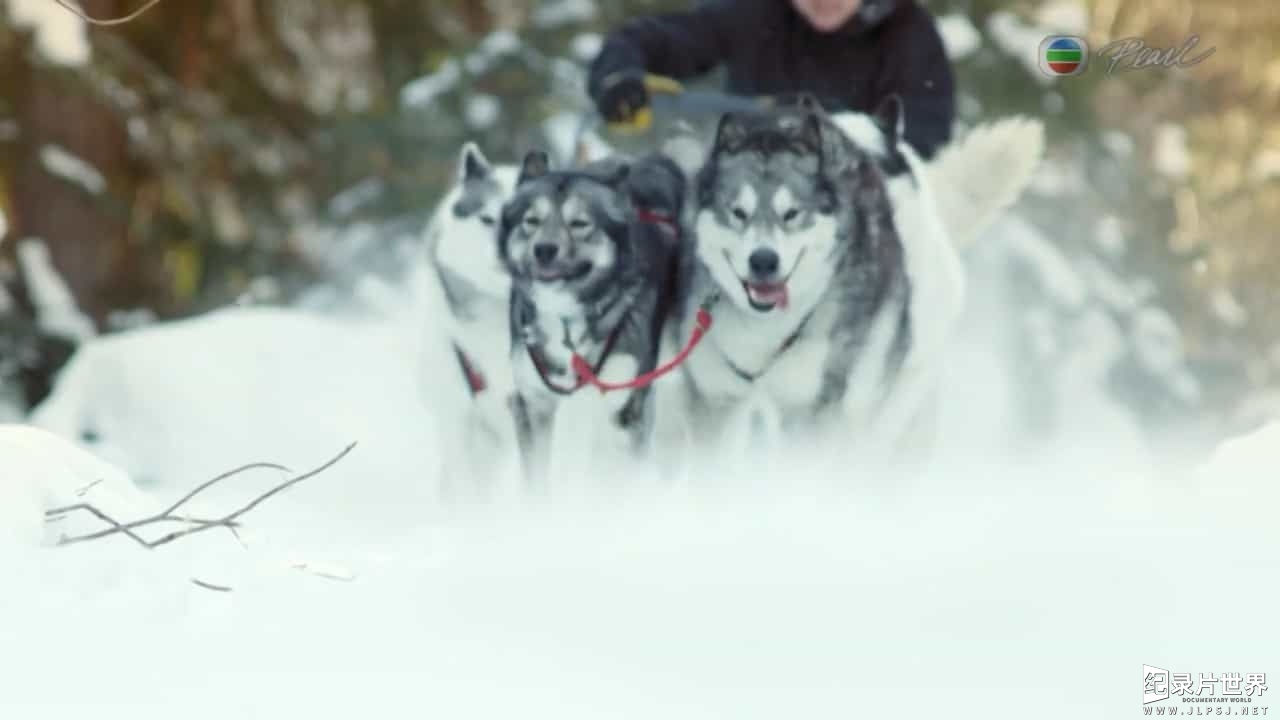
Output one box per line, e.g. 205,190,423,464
499,150,685,489
667,105,913,464
420,142,519,496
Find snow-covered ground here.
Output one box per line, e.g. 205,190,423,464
2,421,1276,719
3,209,1277,718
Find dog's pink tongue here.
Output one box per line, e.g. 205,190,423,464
751,283,789,309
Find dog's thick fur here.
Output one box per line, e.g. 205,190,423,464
425,106,1044,489
659,97,1045,471
420,142,519,497
665,105,912,463
500,150,685,488
819,99,1045,460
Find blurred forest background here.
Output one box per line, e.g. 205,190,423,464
0,0,1276,455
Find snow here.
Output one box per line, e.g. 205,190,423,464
999,218,1088,307
1041,90,1065,114
400,59,461,109
986,11,1055,84
16,238,97,341
4,397,1280,718
327,177,385,219
571,32,603,64
531,0,598,29
1034,0,1089,35
39,143,107,195
1210,287,1249,329
463,30,524,76
2,81,1275,713
1102,131,1135,159
1152,123,1191,179
4,0,91,66
1131,306,1188,378
464,93,502,131
1197,420,1280,491
0,238,1276,716
1094,214,1126,257
542,111,614,167
936,13,981,61
0,424,156,550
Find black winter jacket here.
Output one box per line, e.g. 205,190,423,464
587,0,955,159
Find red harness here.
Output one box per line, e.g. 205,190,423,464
454,207,717,398
453,343,487,396
527,207,715,396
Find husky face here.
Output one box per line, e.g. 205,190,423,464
693,112,841,315
499,150,633,306
432,143,515,299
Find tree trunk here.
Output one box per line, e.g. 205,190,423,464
9,0,131,328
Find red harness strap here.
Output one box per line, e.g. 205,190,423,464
528,206,714,396
527,317,627,396
636,208,680,236
452,344,487,395
570,306,712,394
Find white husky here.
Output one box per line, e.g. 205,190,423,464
418,142,520,498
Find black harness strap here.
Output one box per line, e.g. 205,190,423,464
526,317,628,396
717,307,819,383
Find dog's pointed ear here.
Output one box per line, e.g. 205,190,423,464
458,142,491,183
713,113,749,154
871,94,905,144
517,149,550,186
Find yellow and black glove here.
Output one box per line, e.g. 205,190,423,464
595,71,651,132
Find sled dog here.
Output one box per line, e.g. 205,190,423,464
653,94,1044,471
814,96,1045,460
421,142,519,496
500,150,686,488
666,104,912,463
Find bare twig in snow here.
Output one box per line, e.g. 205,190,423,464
45,444,356,550
291,561,357,583
74,478,104,497
46,461,289,548
191,578,233,593
51,0,165,27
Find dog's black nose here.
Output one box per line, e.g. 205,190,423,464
533,243,559,265
748,248,780,277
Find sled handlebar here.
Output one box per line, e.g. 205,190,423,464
604,74,768,134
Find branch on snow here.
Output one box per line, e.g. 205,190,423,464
43,442,357,550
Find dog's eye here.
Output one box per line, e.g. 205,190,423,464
568,218,591,231
781,208,800,223
522,216,542,229
731,207,749,222
479,214,496,226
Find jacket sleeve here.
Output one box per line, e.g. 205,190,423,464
875,4,956,159
587,0,736,99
